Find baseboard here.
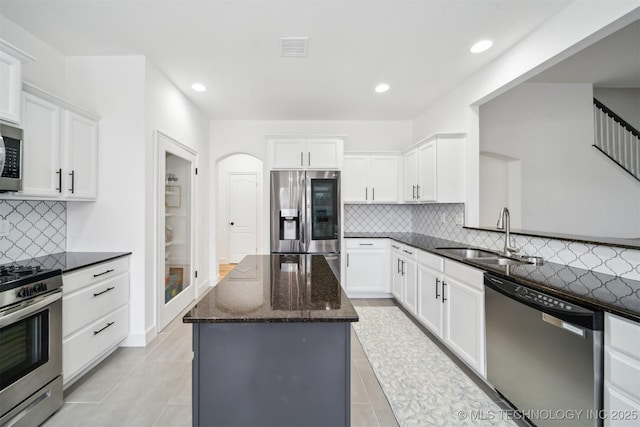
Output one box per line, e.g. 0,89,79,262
120,325,157,347
346,291,394,299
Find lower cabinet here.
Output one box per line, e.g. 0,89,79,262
415,251,486,377
62,256,130,387
344,239,390,297
604,313,640,427
391,243,418,315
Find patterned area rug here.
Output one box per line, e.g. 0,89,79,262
352,306,516,426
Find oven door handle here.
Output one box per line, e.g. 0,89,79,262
0,291,62,328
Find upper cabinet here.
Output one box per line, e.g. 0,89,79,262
0,40,35,125
16,84,100,200
403,134,465,203
269,137,343,170
343,153,400,203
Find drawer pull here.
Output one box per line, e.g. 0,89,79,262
403,249,413,255
93,269,115,278
93,287,115,297
391,245,400,249
359,243,374,246
94,321,115,335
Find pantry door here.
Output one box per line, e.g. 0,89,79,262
157,131,197,332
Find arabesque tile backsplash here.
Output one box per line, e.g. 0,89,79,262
0,200,66,264
344,203,640,281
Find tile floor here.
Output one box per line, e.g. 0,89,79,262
43,299,399,427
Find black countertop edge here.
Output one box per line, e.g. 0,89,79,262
17,251,132,274
465,226,640,250
344,232,640,324
184,315,359,324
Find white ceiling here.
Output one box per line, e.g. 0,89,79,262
0,0,573,120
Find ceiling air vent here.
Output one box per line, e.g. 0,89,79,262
279,37,308,57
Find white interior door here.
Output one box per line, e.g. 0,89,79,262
228,173,258,263
157,131,197,332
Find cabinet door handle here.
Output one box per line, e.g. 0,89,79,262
397,259,401,274
69,170,75,194
346,253,349,267
365,187,368,200
300,152,303,167
93,286,115,297
416,185,420,200
372,188,375,201
56,169,62,193
412,185,416,200
93,269,115,278
308,152,311,166
435,278,440,299
401,260,405,276
442,281,447,303
94,321,115,335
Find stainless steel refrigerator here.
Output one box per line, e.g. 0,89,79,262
270,170,340,255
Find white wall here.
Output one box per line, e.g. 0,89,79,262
145,61,210,338
411,1,640,227
480,82,640,238
63,56,149,345
593,88,640,130
209,119,412,254
0,15,66,96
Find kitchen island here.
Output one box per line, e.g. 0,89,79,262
183,254,358,427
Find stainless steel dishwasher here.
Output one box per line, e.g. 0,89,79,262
485,273,604,427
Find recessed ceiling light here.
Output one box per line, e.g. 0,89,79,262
375,83,390,93
191,83,207,92
470,40,493,54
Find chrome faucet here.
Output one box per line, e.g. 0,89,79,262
496,207,519,257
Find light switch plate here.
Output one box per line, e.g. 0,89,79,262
0,219,10,237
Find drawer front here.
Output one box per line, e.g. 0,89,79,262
345,238,388,250
63,304,129,382
63,272,129,336
606,349,640,401
607,313,640,358
444,259,484,290
399,244,418,260
418,250,443,272
63,257,130,294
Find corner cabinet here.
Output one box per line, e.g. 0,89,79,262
604,313,640,427
268,137,343,170
0,40,35,124
403,134,465,203
343,153,400,203
15,85,99,200
62,256,130,388
344,238,390,297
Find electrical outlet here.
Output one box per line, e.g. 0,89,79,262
0,219,10,237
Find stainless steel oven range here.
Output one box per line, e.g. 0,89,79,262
0,263,63,427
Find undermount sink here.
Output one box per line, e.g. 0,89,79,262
436,247,530,266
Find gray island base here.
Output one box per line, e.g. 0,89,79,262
184,255,358,427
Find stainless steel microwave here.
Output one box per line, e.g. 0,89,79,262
0,123,23,192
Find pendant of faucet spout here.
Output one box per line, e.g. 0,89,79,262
496,207,519,256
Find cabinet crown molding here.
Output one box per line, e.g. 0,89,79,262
405,132,467,153
0,39,36,63
23,81,101,121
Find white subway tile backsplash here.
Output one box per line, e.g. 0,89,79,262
345,202,640,281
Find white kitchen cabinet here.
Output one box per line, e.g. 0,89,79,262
62,256,130,388
269,137,343,170
417,250,445,337
390,242,418,315
604,313,640,427
343,153,400,203
403,134,465,203
344,238,390,296
16,85,99,200
443,259,485,377
0,40,34,124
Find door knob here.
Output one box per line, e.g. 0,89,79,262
230,222,234,225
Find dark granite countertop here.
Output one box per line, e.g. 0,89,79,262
184,254,358,323
345,232,640,323
7,251,132,273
